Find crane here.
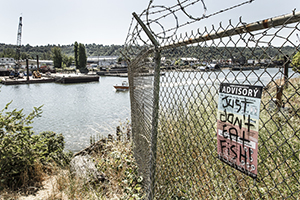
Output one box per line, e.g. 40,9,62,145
15,15,22,74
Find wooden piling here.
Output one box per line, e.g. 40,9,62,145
26,58,29,82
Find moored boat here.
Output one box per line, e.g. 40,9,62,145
114,81,129,91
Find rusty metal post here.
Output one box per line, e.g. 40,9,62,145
284,55,289,87
275,55,290,107
276,86,283,107
26,58,29,82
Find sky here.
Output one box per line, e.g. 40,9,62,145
0,0,299,46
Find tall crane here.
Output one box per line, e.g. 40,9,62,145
15,15,22,73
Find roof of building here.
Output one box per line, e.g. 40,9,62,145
181,57,199,61
87,56,118,62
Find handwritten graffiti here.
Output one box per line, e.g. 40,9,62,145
217,83,262,178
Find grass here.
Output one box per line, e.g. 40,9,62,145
153,77,300,199
0,162,60,199
0,122,144,200
49,137,144,199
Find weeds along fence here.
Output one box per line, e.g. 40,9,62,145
124,9,300,199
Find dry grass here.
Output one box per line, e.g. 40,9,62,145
48,139,143,200
1,132,144,200
153,77,300,199
0,162,60,200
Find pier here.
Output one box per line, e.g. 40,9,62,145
54,74,99,84
0,74,99,85
1,76,55,85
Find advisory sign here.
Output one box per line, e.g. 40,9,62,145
217,83,263,178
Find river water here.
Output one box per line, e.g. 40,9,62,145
0,76,130,152
0,68,297,152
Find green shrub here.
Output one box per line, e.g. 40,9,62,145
292,51,300,73
0,102,72,190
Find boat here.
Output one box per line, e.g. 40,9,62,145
114,81,129,91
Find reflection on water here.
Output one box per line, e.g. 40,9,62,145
0,76,130,152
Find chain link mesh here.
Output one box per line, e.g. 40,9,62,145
124,6,300,199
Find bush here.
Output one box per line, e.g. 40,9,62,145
0,102,72,190
292,51,300,72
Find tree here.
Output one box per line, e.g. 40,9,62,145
292,51,300,73
51,46,62,68
78,43,87,70
74,41,78,68
62,54,74,68
1,48,16,59
21,52,30,60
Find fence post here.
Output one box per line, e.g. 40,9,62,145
149,50,161,199
132,12,161,200
276,55,290,107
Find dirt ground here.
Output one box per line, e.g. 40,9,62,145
18,175,63,200
0,174,67,200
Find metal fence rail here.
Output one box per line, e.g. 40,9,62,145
125,7,300,199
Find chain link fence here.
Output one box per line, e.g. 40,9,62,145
124,4,300,199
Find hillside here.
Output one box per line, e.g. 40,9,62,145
0,43,124,60
0,43,297,62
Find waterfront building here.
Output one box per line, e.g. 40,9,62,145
0,57,15,69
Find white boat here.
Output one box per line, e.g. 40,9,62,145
114,81,129,91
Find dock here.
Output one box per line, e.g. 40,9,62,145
0,74,99,85
54,74,99,84
1,76,55,85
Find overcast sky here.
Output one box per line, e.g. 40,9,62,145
0,0,299,46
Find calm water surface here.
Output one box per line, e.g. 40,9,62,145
0,68,297,152
0,76,130,152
